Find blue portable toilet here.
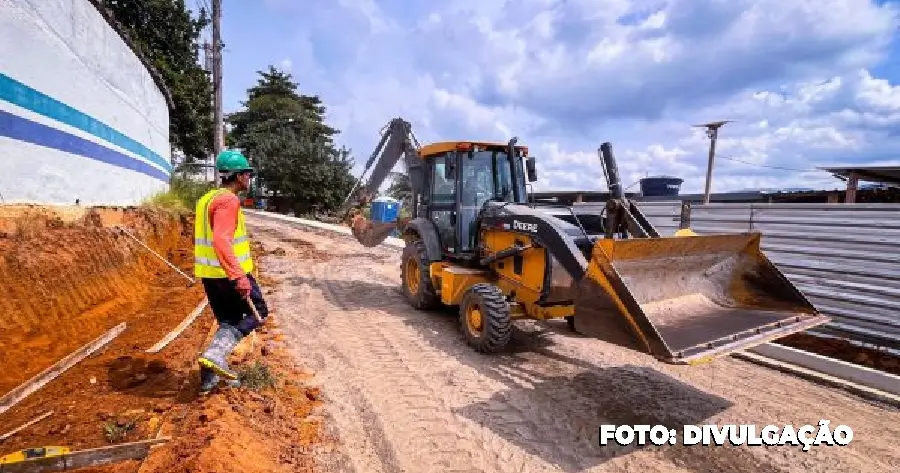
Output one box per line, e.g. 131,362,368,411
370,197,401,224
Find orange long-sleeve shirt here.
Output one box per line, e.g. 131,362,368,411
207,190,245,280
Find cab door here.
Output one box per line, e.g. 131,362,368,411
426,152,460,254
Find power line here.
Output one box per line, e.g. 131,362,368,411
718,155,831,174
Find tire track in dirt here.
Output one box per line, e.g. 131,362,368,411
252,221,703,472
284,264,495,472
249,217,900,473
252,222,550,472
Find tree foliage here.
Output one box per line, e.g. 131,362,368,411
104,0,213,162
227,67,356,214
386,171,413,207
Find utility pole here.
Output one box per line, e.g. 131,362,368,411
693,120,732,204
202,42,213,183
211,0,223,184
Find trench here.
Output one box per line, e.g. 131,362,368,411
0,205,212,450
0,205,326,473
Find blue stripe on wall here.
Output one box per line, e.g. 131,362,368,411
0,72,172,172
0,109,169,182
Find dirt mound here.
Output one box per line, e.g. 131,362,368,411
251,236,330,261
136,327,328,473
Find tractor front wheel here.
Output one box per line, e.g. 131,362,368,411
460,283,512,353
400,239,441,310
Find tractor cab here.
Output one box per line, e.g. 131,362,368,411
418,140,538,258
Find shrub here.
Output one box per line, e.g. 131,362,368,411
143,175,215,213
237,360,279,391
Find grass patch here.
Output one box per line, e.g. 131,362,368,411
142,175,215,213
237,361,279,391
101,418,137,443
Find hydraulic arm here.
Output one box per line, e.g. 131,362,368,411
340,118,422,214
341,117,423,246
598,142,660,239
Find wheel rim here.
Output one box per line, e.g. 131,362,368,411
405,257,420,294
466,304,483,335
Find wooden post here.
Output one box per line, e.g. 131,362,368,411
0,411,54,442
0,323,127,416
146,299,208,353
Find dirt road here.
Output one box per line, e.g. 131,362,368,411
248,215,900,473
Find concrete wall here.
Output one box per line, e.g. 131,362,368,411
0,0,171,206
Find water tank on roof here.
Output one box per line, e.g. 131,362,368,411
640,176,683,197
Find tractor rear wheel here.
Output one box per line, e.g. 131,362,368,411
460,283,512,353
400,239,441,310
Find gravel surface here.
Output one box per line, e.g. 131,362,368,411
248,216,900,473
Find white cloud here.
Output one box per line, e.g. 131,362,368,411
254,0,900,194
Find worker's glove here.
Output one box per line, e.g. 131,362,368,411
233,276,252,299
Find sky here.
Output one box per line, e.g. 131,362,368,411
192,0,900,194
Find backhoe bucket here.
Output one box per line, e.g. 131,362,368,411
349,215,405,247
579,233,828,365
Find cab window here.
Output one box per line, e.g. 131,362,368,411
431,158,456,204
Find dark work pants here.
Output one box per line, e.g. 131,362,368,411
201,273,269,336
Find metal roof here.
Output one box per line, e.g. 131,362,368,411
819,166,900,184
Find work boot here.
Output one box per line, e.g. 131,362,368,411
199,366,218,395
198,324,243,380
199,366,241,395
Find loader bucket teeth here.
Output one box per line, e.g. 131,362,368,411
581,233,828,365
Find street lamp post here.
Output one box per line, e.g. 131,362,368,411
693,120,732,204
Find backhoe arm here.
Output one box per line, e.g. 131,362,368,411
598,142,660,239
342,117,424,247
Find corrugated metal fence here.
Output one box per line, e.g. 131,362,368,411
637,202,900,348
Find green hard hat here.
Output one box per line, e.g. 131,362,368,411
215,149,253,173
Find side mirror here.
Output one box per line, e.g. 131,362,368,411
525,157,538,182
444,153,456,179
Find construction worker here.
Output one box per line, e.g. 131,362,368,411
194,149,269,394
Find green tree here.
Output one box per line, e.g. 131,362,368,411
385,171,413,207
103,0,213,163
227,67,355,215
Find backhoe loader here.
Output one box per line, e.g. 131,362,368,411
340,118,828,365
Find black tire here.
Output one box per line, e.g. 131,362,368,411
400,239,441,310
565,315,576,331
459,283,512,353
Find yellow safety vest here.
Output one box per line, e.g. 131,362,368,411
194,188,255,278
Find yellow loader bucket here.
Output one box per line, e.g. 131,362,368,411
581,232,828,365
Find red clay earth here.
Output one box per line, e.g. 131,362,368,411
0,205,327,473
0,205,195,395
775,332,900,376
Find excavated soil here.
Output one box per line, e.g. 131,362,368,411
0,205,326,473
775,333,900,376
130,319,329,473
0,205,195,395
